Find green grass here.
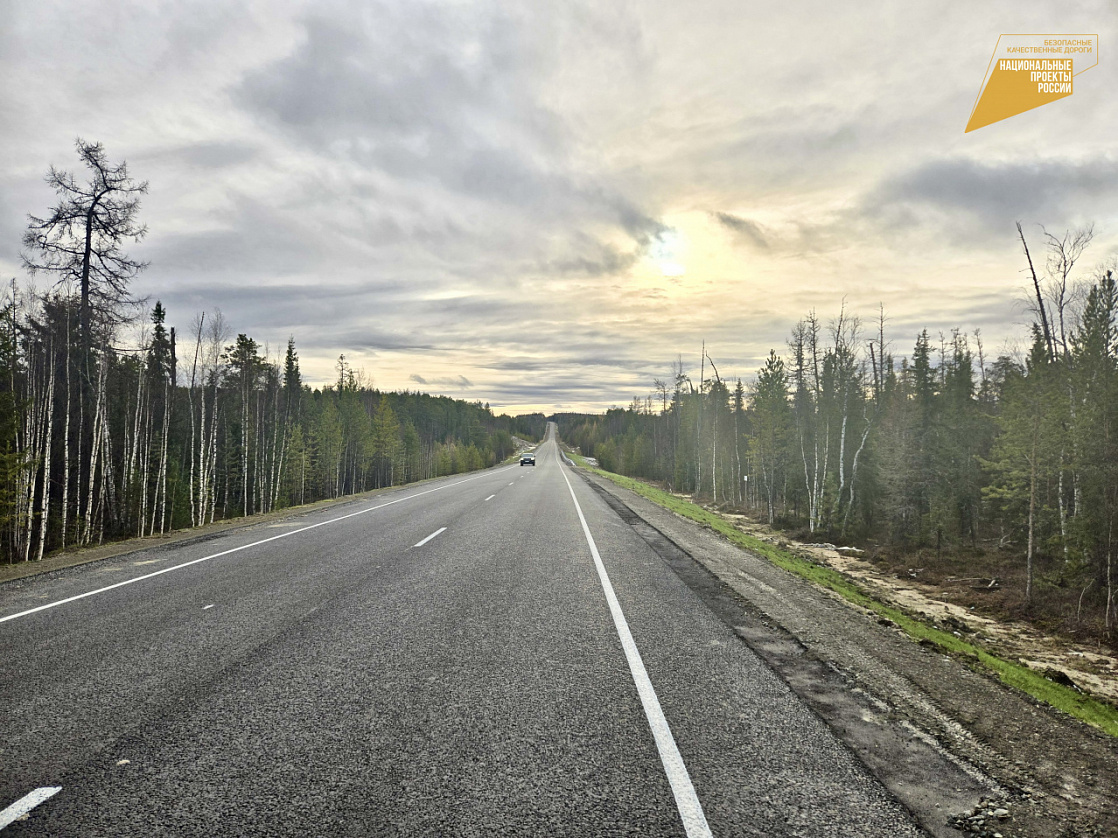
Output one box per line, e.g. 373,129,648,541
566,452,1118,737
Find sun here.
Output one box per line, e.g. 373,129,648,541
650,228,686,277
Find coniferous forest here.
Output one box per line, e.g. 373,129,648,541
1,140,545,564
559,231,1118,643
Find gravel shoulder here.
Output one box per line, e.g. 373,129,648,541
579,469,1118,838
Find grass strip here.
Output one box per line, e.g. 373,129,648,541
567,453,1118,737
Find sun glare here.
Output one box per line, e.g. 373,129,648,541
650,228,686,277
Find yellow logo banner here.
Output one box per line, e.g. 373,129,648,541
966,34,1098,133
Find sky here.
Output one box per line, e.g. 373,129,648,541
2,0,1116,413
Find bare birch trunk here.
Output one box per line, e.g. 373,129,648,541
208,404,219,524
817,424,830,532
842,416,873,536
695,344,704,498
800,432,813,533
127,370,144,514
835,384,849,523
61,316,71,549
21,350,41,562
83,358,106,546
154,378,170,534
138,380,151,538
35,338,56,560
74,359,84,548
94,394,112,545
241,384,249,517
734,410,742,506
711,411,717,503
187,367,199,527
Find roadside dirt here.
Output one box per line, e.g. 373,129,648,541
586,474,1118,838
728,518,1118,709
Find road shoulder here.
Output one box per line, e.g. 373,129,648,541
577,468,1118,838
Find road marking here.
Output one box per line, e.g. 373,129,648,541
0,787,61,829
414,527,446,547
485,494,496,501
558,453,713,838
0,466,515,625
508,482,515,486
202,604,215,610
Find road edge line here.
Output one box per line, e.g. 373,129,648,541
558,449,713,838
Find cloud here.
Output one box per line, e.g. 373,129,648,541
137,141,259,171
232,5,666,277
4,0,1118,413
409,373,472,388
714,212,769,249
864,155,1118,242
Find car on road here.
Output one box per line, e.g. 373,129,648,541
520,452,536,466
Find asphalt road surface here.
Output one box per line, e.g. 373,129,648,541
0,425,927,836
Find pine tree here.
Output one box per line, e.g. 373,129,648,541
750,351,791,524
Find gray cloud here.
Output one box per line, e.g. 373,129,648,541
410,373,473,388
233,5,665,270
136,141,259,172
864,156,1118,242
715,212,769,249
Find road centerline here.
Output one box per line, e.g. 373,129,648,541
414,527,447,548
558,449,713,838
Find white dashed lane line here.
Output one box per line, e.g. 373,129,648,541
0,787,62,830
413,527,447,548
485,495,496,502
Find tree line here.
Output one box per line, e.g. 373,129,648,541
1,139,545,563
558,227,1117,637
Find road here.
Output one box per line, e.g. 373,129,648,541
0,424,926,836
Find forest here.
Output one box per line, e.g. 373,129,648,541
559,226,1118,641
1,140,546,564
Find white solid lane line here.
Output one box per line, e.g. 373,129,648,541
413,527,447,548
0,466,516,625
557,450,713,838
0,787,62,829
485,495,496,501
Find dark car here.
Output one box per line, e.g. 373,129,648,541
520,452,536,466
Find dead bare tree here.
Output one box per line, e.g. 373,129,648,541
1017,221,1055,361
1044,224,1095,356
21,139,148,355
